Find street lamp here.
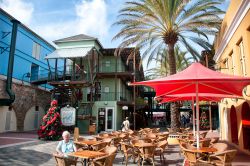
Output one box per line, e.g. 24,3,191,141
22,72,31,85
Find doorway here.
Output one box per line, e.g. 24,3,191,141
230,105,238,144
98,107,114,132
242,102,250,150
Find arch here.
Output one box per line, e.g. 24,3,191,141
230,105,238,144
24,106,45,131
241,102,250,150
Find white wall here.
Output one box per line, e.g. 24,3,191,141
24,106,45,131
0,106,17,133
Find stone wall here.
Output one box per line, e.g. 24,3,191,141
0,79,51,131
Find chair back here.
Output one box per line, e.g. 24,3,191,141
74,127,79,141
102,138,113,146
201,139,211,147
139,145,156,158
53,153,77,166
210,143,228,152
224,150,237,163
100,146,117,155
91,142,108,151
210,137,219,144
120,142,132,153
200,131,208,138
182,148,198,163
157,140,168,150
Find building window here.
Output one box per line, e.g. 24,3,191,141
104,87,109,93
238,40,247,76
222,58,229,74
32,42,41,60
105,61,110,67
229,51,235,75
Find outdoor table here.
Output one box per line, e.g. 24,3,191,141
133,142,155,147
68,150,107,166
190,147,217,153
74,140,101,149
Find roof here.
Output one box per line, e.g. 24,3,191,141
53,34,97,43
0,8,55,50
45,47,93,59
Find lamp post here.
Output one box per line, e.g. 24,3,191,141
22,72,31,85
202,50,212,131
133,52,136,131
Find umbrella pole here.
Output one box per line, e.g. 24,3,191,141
192,97,195,137
196,82,200,148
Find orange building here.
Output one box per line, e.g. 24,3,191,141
214,0,250,152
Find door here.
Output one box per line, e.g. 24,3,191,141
31,63,39,81
105,107,114,131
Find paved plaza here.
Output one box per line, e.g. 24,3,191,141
0,131,250,166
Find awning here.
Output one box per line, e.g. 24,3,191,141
45,47,93,59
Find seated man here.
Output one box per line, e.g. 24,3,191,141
56,131,77,158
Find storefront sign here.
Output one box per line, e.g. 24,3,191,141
60,106,76,126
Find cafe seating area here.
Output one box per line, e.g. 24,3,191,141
177,128,238,166
53,127,239,166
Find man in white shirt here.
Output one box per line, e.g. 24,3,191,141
122,117,130,132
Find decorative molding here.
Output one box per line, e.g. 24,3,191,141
214,0,250,62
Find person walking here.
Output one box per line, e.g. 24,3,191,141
122,117,130,132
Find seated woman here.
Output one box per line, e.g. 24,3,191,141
56,131,77,158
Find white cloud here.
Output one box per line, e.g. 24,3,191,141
0,0,34,25
33,0,109,44
75,0,108,37
0,0,111,46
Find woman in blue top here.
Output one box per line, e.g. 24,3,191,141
56,131,77,158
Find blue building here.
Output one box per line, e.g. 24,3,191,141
0,8,55,132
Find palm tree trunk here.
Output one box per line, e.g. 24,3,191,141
168,43,181,132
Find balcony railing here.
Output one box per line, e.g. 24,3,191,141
86,92,133,102
30,65,92,84
98,62,133,73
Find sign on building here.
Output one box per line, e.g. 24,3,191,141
60,106,76,126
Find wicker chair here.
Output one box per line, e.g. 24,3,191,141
154,140,168,163
53,153,83,166
210,137,219,145
90,146,117,166
120,142,138,166
137,145,156,166
91,142,108,151
180,145,212,166
101,138,113,146
208,149,237,166
209,143,228,152
200,139,211,147
200,131,208,139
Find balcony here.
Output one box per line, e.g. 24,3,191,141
30,65,91,86
86,92,133,102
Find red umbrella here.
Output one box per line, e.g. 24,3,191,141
130,63,250,147
131,63,250,97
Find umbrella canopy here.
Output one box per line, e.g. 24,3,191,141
156,93,241,103
131,63,250,97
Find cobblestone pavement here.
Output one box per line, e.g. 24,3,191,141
0,139,184,166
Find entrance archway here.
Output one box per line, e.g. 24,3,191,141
242,102,250,150
230,105,238,144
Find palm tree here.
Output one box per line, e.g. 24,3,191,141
113,0,224,131
146,46,193,79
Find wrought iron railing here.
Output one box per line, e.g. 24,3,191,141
86,92,133,102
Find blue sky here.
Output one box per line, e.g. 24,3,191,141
0,0,124,48
0,0,230,70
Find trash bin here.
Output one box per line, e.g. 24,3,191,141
88,123,96,135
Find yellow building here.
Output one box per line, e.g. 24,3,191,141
214,0,250,152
